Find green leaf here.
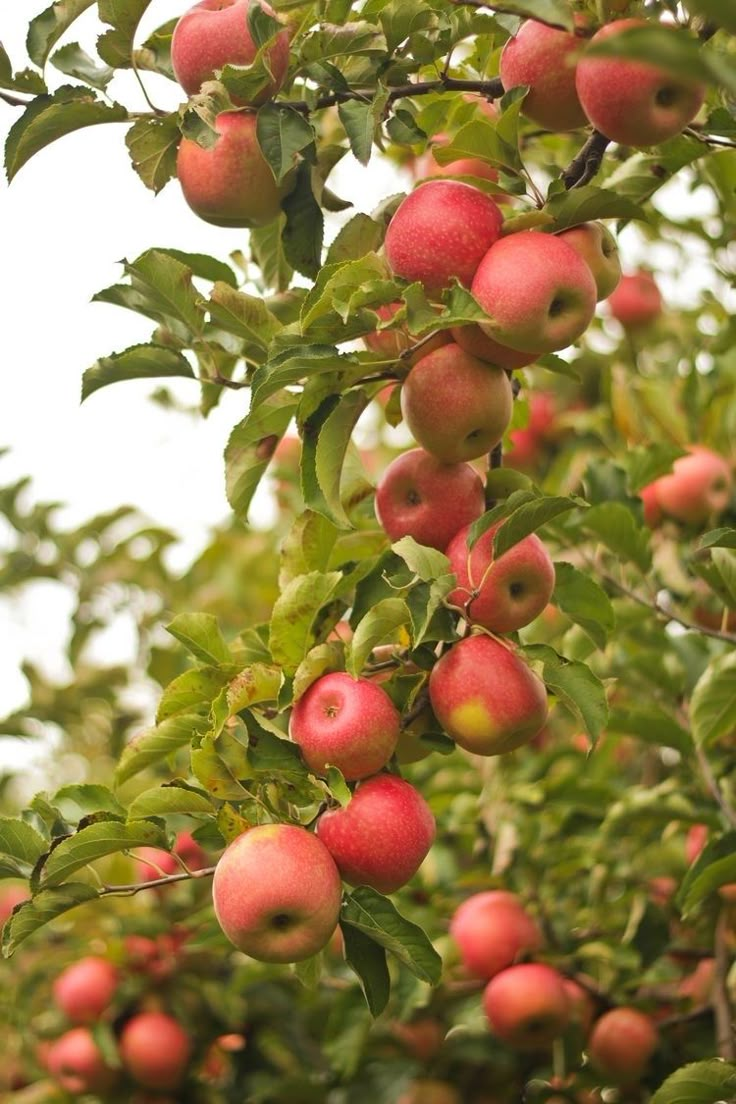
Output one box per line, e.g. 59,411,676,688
314,390,372,528
434,115,521,177
167,613,232,666
39,818,168,887
650,1060,736,1104
269,571,342,670
5,87,127,181
97,0,155,68
251,346,355,409
391,537,452,583
26,0,95,67
282,162,325,280
482,0,572,27
338,100,375,166
582,502,651,574
115,714,205,786
546,185,646,230
690,651,736,748
293,641,345,701
712,548,736,607
53,785,126,820
225,390,299,522
0,45,46,94
679,832,736,915
699,528,736,551
157,667,231,722
251,215,294,292
0,819,47,878
340,886,442,985
605,136,706,209
341,921,390,1017
207,282,281,348
348,598,409,678
493,495,583,558
685,0,736,34
123,249,205,336
247,0,285,48
134,17,176,79
299,22,387,65
2,883,98,957
191,737,250,801
257,104,314,185
552,562,615,650
325,213,384,266
522,643,609,743
51,43,114,88
128,782,214,819
625,442,686,495
81,343,194,401
245,718,309,780
125,113,180,193
607,706,691,755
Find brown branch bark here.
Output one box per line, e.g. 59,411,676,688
283,76,504,116
560,130,611,189
100,865,216,896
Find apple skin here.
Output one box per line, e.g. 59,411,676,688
505,426,542,472
653,447,732,525
213,824,342,961
450,891,542,979
446,521,555,633
686,823,736,901
429,634,549,756
607,270,662,329
639,481,663,528
483,963,570,1050
588,1007,658,1083
401,344,513,464
135,830,207,884
576,19,706,148
375,448,485,552
177,112,293,228
562,978,596,1036
53,956,118,1024
471,231,597,354
451,324,538,370
171,0,289,102
500,19,588,131
557,222,621,301
47,1028,117,1095
316,774,436,894
289,671,400,780
120,1012,192,1091
391,1016,446,1061
384,180,503,296
678,957,715,1004
0,883,27,925
363,302,451,365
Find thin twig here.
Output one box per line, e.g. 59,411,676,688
657,1004,712,1030
283,75,504,116
0,90,32,108
560,130,610,189
713,908,735,1060
100,865,216,897
596,570,736,646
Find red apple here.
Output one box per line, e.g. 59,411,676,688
429,634,549,755
289,671,400,780
678,957,715,1005
471,231,596,354
135,830,207,884
576,19,706,148
450,891,542,979
401,343,513,463
451,323,538,370
557,222,621,301
362,301,451,364
171,0,289,103
375,448,485,552
562,978,596,1035
391,1016,446,1061
588,1007,658,1083
654,447,732,525
607,270,662,329
500,19,588,131
505,426,543,471
47,1028,116,1095
384,180,503,295
53,956,117,1024
120,1011,191,1091
483,963,570,1050
212,824,342,961
0,883,27,925
639,481,663,527
446,521,555,633
317,774,435,894
177,111,294,227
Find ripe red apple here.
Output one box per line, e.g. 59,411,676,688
505,426,542,472
639,481,662,528
401,343,513,463
375,448,485,552
500,19,588,131
171,0,289,102
685,823,736,900
483,963,570,1050
562,978,596,1035
384,180,503,295
120,1012,191,1091
607,270,662,329
0,883,27,924
414,133,501,186
557,222,621,301
446,521,555,633
588,1007,658,1083
135,830,207,884
177,112,294,227
289,671,400,780
471,231,597,354
654,447,732,525
391,1016,446,1061
451,323,538,370
212,824,342,961
317,774,435,894
397,1080,460,1104
53,956,117,1024
362,302,451,364
450,891,542,979
678,957,715,1004
429,634,548,755
576,19,706,148
47,1028,116,1095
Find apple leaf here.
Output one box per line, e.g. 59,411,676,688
340,887,442,985
690,651,736,748
325,213,385,266
624,442,686,495
678,831,736,916
26,0,95,68
225,390,299,522
207,282,281,346
156,667,232,723
115,714,206,786
37,817,168,888
341,921,391,1017
552,562,615,650
167,613,232,667
521,643,609,743
127,782,214,819
480,0,573,29
607,706,691,755
493,494,585,558
123,249,206,337
257,104,315,185
134,17,177,80
251,215,294,293
391,537,452,583
269,571,342,671
581,502,652,574
545,185,647,230
2,883,99,958
650,1060,736,1104
348,598,409,678
0,819,47,879
699,528,736,551
51,42,115,88
125,113,180,193
711,548,736,607
81,343,194,402
293,642,345,701
0,44,46,94
97,0,156,68
52,785,126,821
282,162,324,280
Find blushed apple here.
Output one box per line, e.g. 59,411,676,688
654,447,732,525
588,1006,658,1083
607,270,662,329
557,222,621,301
47,1028,116,1095
483,963,570,1050
450,891,542,979
135,830,207,884
53,956,117,1024
0,883,27,925
120,1011,191,1091
362,301,451,364
500,19,588,131
451,323,538,370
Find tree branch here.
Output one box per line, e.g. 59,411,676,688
99,865,216,896
283,76,504,116
560,130,610,189
596,570,736,646
713,908,735,1060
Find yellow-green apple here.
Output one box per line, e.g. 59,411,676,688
562,978,596,1036
289,671,400,780
446,522,555,632
401,344,513,463
177,112,293,227
557,222,621,301
316,774,435,894
576,20,706,148
53,957,117,1024
47,1028,116,1095
212,824,341,960
451,324,538,370
0,883,27,924
607,270,662,329
499,19,588,130
686,823,736,900
362,302,451,364
414,133,501,186
450,891,542,979
654,447,732,525
384,180,503,295
374,448,485,551
171,0,289,102
587,1007,658,1083
471,231,597,353
391,1016,446,1061
429,634,548,755
135,830,207,884
483,963,570,1049
120,1012,191,1091
397,1080,460,1104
